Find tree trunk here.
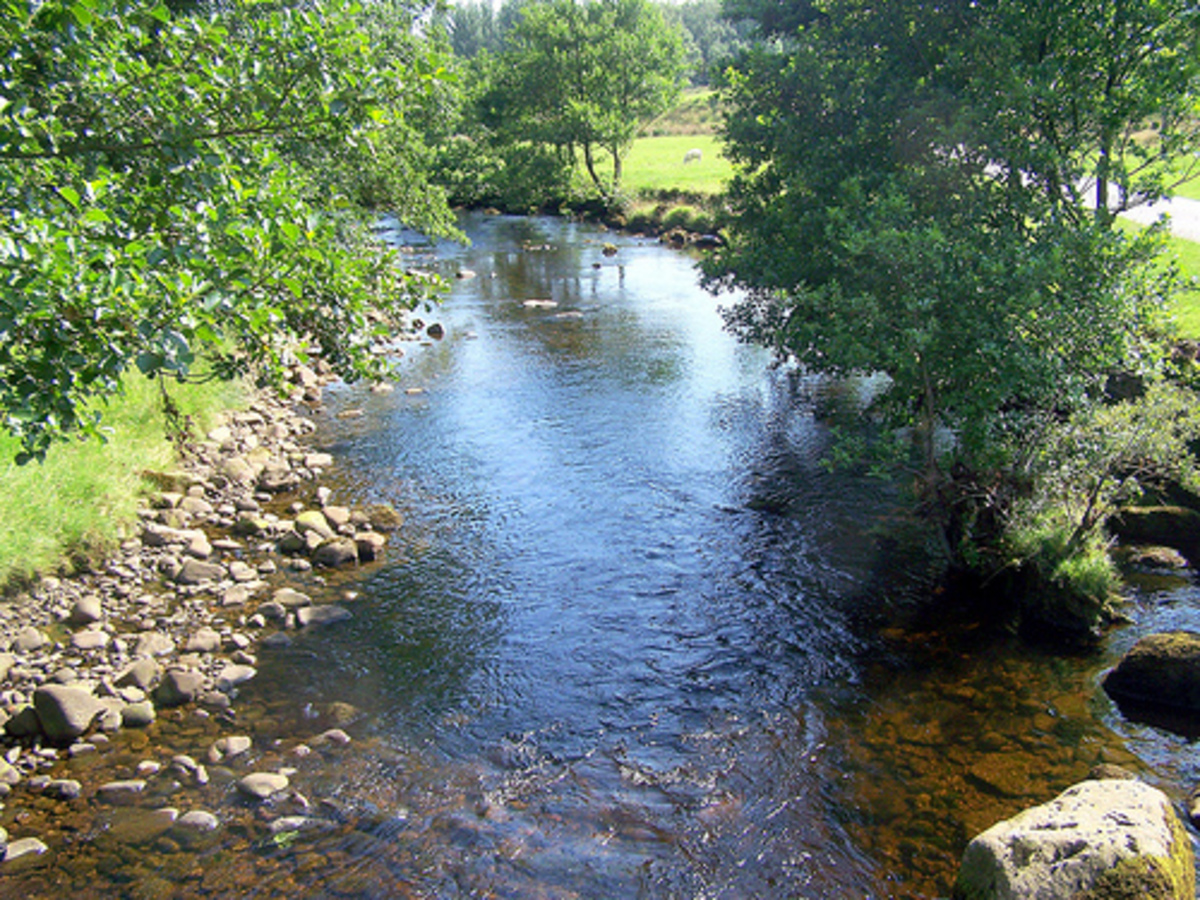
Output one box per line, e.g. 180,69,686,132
583,142,606,199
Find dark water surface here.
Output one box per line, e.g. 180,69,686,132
6,213,1199,898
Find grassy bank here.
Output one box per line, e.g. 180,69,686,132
1167,232,1200,336
0,374,243,588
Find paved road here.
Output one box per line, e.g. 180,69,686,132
1120,195,1200,243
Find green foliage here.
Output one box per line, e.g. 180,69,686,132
659,0,754,86
0,0,455,462
0,369,241,587
661,205,716,233
1025,381,1200,549
482,0,687,201
1002,520,1119,636
709,0,1200,573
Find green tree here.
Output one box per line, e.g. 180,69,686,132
490,0,686,200
661,0,752,86
0,0,456,462
708,0,1199,577
445,0,502,60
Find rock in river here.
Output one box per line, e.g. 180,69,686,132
33,685,102,743
237,772,289,801
1103,631,1200,712
954,778,1194,899
313,537,358,568
296,605,352,628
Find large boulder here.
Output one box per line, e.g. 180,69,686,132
294,510,334,541
954,778,1194,899
1111,506,1200,564
1104,632,1200,712
313,537,358,568
33,685,102,743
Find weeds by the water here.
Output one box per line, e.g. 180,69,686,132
0,373,243,588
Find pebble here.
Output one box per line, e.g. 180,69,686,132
97,779,147,798
209,735,253,763
0,374,410,885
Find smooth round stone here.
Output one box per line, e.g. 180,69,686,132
237,772,289,801
215,665,256,693
44,779,82,800
315,728,351,746
209,736,253,763
97,779,147,799
175,810,220,832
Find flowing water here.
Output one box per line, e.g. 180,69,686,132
5,212,1199,898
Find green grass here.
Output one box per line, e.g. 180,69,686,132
0,373,244,587
620,134,734,197
1174,178,1200,202
1166,232,1200,337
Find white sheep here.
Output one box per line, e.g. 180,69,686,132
683,148,703,164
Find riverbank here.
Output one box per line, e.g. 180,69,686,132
0,350,420,875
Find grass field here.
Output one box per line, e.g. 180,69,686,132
1165,232,1200,336
621,134,734,196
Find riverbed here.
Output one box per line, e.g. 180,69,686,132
2,212,1197,898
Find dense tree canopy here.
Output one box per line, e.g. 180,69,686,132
0,0,455,461
708,0,1200,587
660,0,753,86
481,0,686,200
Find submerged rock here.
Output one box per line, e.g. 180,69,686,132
3,837,47,862
954,778,1193,899
296,605,352,628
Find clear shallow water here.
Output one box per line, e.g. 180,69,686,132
293,212,909,894
5,212,1197,899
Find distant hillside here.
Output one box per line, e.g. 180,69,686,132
641,88,725,137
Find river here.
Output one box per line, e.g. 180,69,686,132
6,212,1199,898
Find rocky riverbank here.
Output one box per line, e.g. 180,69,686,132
0,360,407,869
